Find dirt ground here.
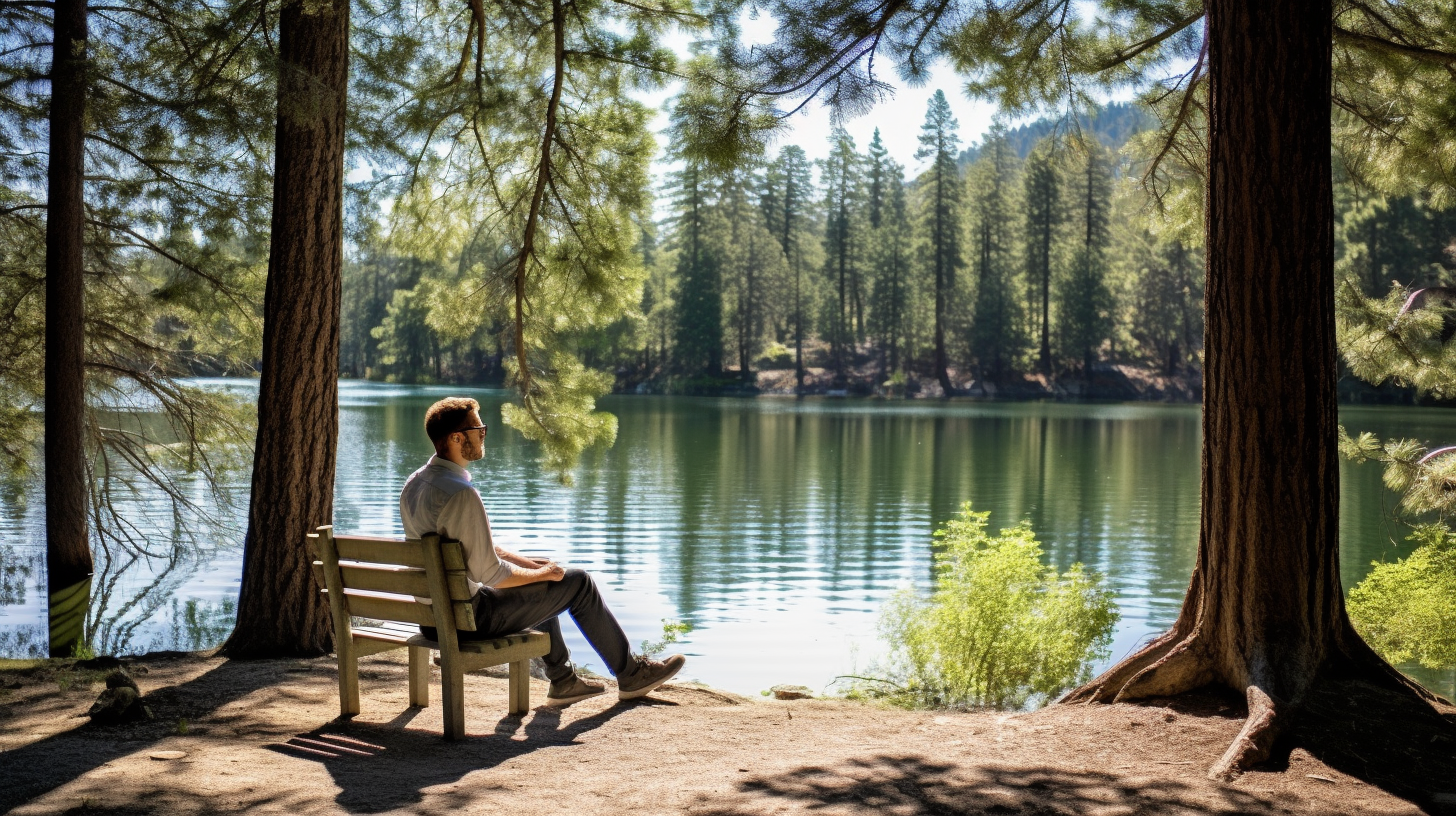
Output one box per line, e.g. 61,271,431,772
2,652,1454,815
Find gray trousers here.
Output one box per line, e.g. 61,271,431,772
421,568,631,683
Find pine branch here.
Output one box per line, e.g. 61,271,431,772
1334,26,1456,66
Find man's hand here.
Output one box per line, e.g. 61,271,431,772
494,559,565,588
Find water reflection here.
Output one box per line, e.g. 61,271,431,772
0,382,1452,699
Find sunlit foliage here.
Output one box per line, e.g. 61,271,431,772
850,503,1118,710
351,0,695,478
1338,282,1456,670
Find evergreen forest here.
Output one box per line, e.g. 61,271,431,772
343,101,1456,397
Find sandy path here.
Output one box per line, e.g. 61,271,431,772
2,652,1452,815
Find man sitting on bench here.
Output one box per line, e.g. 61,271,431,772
400,396,685,706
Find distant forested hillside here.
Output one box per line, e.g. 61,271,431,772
959,102,1152,167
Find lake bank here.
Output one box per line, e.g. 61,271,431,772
642,362,1203,402
2,652,1451,815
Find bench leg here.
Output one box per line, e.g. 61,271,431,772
440,651,465,740
508,660,530,715
408,646,430,707
339,639,360,717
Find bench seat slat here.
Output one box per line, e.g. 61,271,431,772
351,624,418,657
408,631,550,670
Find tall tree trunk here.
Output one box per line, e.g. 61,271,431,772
1039,223,1051,374
836,198,848,385
743,229,756,385
785,187,804,392
933,171,952,396
222,0,349,658
45,0,92,658
1064,0,1442,780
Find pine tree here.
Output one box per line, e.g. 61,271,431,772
2,0,273,656
867,128,890,230
1336,188,1456,296
225,0,350,659
1126,229,1203,376
869,158,914,377
915,91,963,395
761,145,817,389
819,127,865,385
42,0,92,658
1022,138,1061,375
353,0,682,475
1058,138,1113,374
716,164,786,382
668,160,723,376
966,127,1025,382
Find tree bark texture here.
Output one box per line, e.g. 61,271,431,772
222,0,348,658
45,0,93,658
1064,0,1443,780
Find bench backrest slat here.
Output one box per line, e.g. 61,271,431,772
328,588,474,631
310,561,472,602
331,535,467,572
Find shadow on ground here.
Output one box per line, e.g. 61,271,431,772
1295,675,1456,815
0,656,280,812
284,699,655,812
691,755,1287,815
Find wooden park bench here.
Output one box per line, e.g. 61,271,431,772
308,525,550,739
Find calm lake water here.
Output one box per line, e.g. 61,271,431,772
1,380,1453,698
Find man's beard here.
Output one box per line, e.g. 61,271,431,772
461,438,485,461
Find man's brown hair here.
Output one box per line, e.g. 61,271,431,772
424,397,480,454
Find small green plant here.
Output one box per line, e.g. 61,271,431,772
1347,523,1456,669
70,641,96,661
844,503,1119,711
640,619,692,658
176,718,189,735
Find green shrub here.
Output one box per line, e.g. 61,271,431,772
1348,523,1456,669
640,619,692,658
850,503,1119,710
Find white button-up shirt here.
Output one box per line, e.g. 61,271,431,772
399,455,510,599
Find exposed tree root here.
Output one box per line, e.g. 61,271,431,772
1063,618,1453,782
1116,640,1213,702
1209,684,1285,781
1061,630,1184,704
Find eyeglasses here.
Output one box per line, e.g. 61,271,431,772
455,424,488,436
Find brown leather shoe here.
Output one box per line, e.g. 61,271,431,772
617,654,685,700
547,674,607,706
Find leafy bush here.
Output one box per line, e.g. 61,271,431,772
1348,523,1456,669
1334,284,1456,672
849,503,1118,710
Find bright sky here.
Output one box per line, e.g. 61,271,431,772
640,15,1004,182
